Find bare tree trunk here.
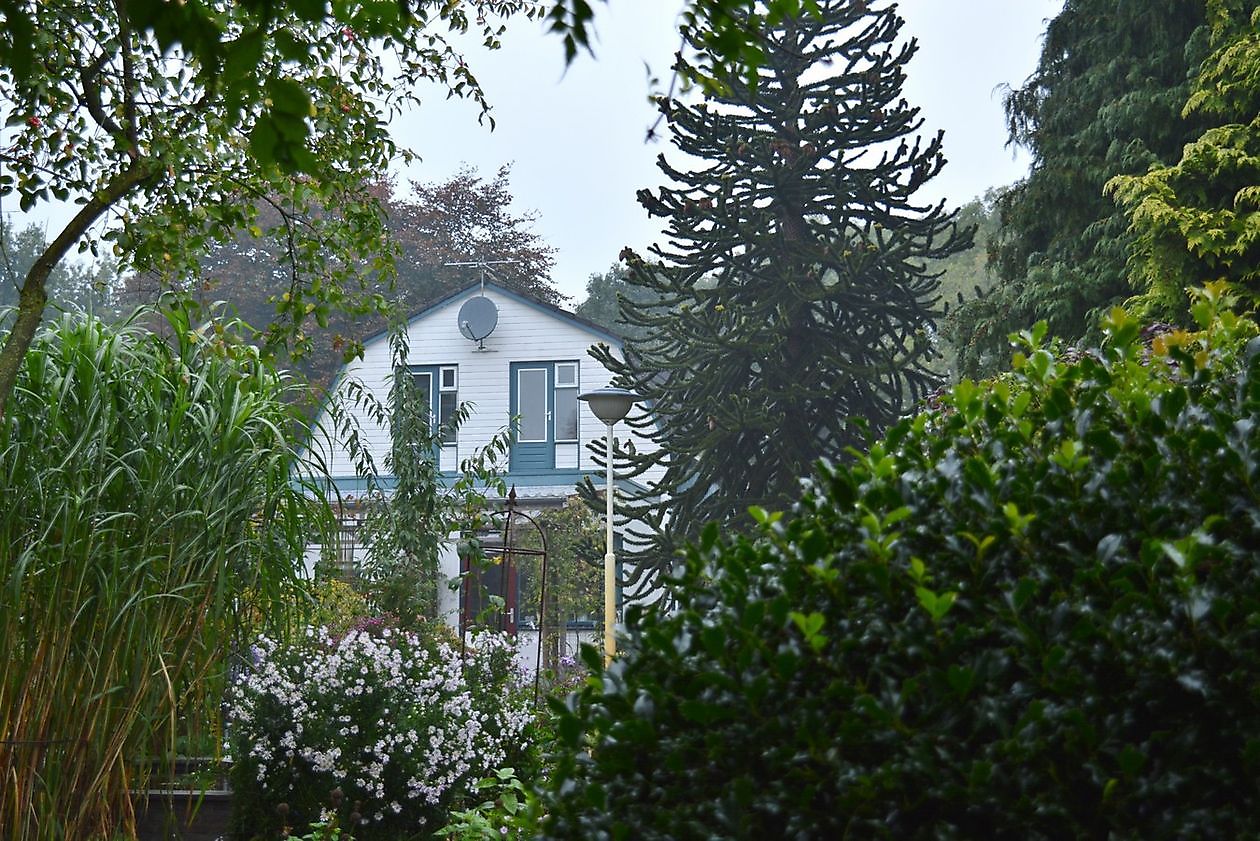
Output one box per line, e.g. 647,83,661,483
0,161,157,416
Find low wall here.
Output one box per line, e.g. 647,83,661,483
133,790,233,841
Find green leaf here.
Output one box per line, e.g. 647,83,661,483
916,586,958,622
1102,306,1140,350
789,610,828,652
680,698,722,724
701,625,725,658
749,504,782,527
290,0,327,22
947,665,974,699
274,28,309,61
699,520,720,551
247,117,278,163
224,28,264,82
1118,744,1146,777
266,77,312,116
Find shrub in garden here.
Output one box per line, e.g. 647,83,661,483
434,766,536,840
228,624,533,839
540,288,1260,839
308,578,373,637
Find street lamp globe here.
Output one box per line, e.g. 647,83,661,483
578,387,638,425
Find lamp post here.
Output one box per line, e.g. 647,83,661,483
578,387,638,664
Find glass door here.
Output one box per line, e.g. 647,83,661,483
511,364,553,471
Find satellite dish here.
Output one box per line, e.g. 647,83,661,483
458,295,499,346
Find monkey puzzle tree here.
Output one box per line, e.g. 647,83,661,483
593,0,968,592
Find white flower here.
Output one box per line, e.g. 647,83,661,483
226,626,532,827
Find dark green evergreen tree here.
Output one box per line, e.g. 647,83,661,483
950,0,1210,376
592,0,968,592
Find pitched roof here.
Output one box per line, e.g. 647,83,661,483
357,279,624,351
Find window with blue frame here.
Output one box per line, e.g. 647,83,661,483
410,364,458,447
510,361,579,472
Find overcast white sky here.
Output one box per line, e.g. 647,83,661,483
13,0,1064,304
397,0,1065,302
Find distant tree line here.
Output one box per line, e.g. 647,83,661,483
947,0,1260,377
34,165,559,402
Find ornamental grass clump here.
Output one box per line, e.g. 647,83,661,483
0,307,324,839
228,624,532,839
540,286,1260,839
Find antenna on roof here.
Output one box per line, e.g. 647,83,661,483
443,259,520,350
443,259,520,296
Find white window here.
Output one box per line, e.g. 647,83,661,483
554,362,579,442
517,368,549,443
439,365,458,445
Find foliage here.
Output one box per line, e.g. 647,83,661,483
592,0,968,592
0,305,325,839
322,326,511,627
540,287,1260,839
0,0,801,105
932,192,1001,377
287,816,354,841
0,0,526,161
1108,0,1260,321
128,166,561,403
0,0,542,414
434,767,538,840
388,165,560,307
949,0,1210,377
547,0,824,92
228,625,533,841
277,787,364,841
0,219,117,317
309,579,374,639
573,262,663,342
516,498,603,671
934,194,1002,309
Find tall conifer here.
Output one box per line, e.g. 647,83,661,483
592,0,968,592
949,0,1208,376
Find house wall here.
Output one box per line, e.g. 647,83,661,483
307,284,663,498
302,284,667,671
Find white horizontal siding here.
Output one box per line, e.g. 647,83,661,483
311,285,664,491
300,284,673,662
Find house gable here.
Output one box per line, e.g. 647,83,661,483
356,280,624,353
307,280,661,500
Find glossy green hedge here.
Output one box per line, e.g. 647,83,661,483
540,289,1260,839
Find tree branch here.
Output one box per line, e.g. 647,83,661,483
79,52,124,140
0,159,160,416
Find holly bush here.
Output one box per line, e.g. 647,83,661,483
539,286,1260,839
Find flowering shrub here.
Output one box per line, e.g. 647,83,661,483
227,625,532,840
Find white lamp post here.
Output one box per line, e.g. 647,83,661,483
578,387,638,664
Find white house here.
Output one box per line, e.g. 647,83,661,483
305,279,662,668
